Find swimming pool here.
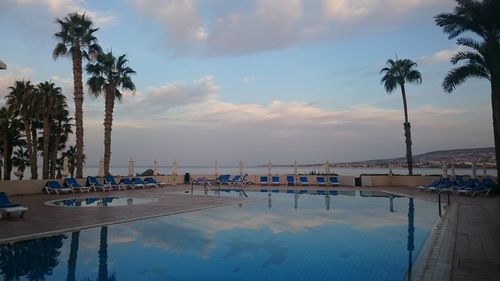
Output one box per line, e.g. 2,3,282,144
0,190,438,281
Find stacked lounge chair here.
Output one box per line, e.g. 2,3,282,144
44,180,74,194
286,175,295,186
299,176,309,186
329,176,340,187
272,176,280,185
260,176,269,185
455,177,493,196
316,176,326,186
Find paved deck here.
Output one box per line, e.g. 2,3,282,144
1,185,499,281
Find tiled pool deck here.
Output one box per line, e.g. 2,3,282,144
1,185,499,281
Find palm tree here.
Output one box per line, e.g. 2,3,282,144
12,147,30,180
49,109,73,179
62,145,85,178
5,80,38,179
0,107,25,180
36,81,66,179
53,12,101,179
435,0,500,178
86,51,136,175
380,58,422,175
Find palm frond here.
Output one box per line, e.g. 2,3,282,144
443,64,491,93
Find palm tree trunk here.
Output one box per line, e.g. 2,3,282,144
72,47,84,179
31,124,38,177
23,115,38,179
50,131,61,179
42,116,51,179
400,84,413,175
103,89,115,176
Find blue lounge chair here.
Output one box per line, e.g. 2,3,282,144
428,178,453,191
104,175,126,190
119,177,135,189
329,176,340,187
143,177,158,188
272,176,280,185
145,176,167,187
260,176,269,185
228,175,241,186
455,177,493,196
417,178,443,191
44,180,74,194
316,176,326,186
0,192,28,218
286,175,295,186
65,177,91,193
131,177,146,189
234,174,250,187
299,176,309,186
86,176,109,191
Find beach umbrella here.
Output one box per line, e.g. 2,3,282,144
239,160,244,176
471,161,477,179
268,160,272,177
153,159,158,176
441,161,448,178
97,159,104,177
62,156,69,177
450,163,456,177
214,160,219,177
388,161,393,176
172,160,178,185
128,159,135,177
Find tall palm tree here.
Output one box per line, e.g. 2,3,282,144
380,58,422,175
36,81,66,179
435,0,500,178
86,51,136,175
12,147,30,180
49,109,72,179
0,107,25,181
53,12,101,179
5,80,38,179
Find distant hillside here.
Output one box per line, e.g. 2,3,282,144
339,147,495,168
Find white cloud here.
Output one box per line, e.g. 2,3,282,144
418,46,466,65
130,0,450,56
0,65,35,100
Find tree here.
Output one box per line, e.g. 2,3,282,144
5,80,38,179
12,148,30,180
49,109,73,179
380,58,422,175
36,81,66,179
0,107,25,181
86,51,136,175
53,12,101,178
435,0,500,178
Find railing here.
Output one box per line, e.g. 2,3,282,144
438,189,451,217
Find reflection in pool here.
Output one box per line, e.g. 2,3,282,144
45,196,158,207
1,191,437,281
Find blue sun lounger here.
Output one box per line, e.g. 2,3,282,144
104,175,126,190
272,176,280,185
44,180,74,194
286,175,295,186
428,178,453,192
417,178,444,191
228,175,242,186
0,192,28,218
119,177,135,189
260,176,269,185
65,177,91,193
329,176,340,186
86,176,109,191
299,176,309,186
132,177,147,189
316,176,326,186
143,177,158,187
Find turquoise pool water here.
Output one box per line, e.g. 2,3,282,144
0,190,437,281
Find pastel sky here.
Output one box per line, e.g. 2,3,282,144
0,0,493,167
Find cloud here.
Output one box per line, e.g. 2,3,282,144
130,0,449,56
0,65,35,101
418,46,466,65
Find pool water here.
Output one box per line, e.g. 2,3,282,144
0,191,438,281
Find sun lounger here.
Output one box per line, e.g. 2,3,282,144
455,177,493,196
299,176,309,186
272,176,280,185
131,177,146,189
234,174,250,186
86,176,110,191
417,178,443,191
428,178,453,192
329,176,340,187
0,192,28,218
104,175,126,190
228,175,241,186
65,177,91,193
44,180,74,194
144,176,167,187
260,176,269,185
286,175,295,186
316,176,326,186
119,177,135,189
143,177,158,187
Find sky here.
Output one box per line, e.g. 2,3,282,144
0,0,494,167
